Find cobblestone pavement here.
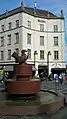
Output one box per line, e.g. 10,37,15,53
41,80,67,93
0,80,67,119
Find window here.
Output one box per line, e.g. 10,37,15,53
54,51,59,60
15,48,19,55
54,25,58,32
1,36,4,46
27,49,31,59
40,36,44,46
40,50,44,59
15,33,19,44
1,25,4,32
8,49,11,60
28,21,31,29
40,24,44,31
54,37,58,46
27,33,31,44
8,22,12,30
16,20,19,28
7,35,11,45
1,51,4,60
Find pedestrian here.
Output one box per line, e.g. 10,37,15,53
55,74,59,89
59,73,63,86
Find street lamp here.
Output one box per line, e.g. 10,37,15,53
34,50,38,76
47,51,51,77
34,50,38,67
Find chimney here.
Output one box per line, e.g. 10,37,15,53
5,10,8,17
60,9,64,18
47,11,50,18
21,0,24,10
34,1,36,8
34,1,37,16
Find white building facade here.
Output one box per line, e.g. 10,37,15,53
0,5,65,75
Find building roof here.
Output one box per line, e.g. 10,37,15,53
0,6,64,20
25,7,57,18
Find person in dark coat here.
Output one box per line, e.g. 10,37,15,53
59,73,63,85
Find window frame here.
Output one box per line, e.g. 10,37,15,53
27,49,31,59
54,51,59,60
1,50,4,60
27,33,31,44
1,36,4,46
16,20,19,28
40,50,44,59
7,34,11,45
40,36,44,46
8,49,11,60
54,37,58,46
15,33,19,44
28,21,31,29
40,24,44,32
8,22,12,30
1,25,4,32
54,25,58,32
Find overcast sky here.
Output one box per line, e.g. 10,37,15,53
0,0,67,62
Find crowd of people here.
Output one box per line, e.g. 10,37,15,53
38,71,66,85
54,73,65,88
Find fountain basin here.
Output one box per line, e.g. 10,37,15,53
0,89,64,115
5,79,40,94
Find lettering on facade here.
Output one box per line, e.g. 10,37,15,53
38,19,46,23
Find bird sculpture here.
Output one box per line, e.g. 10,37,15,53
12,49,28,64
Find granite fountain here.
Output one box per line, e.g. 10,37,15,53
0,49,65,116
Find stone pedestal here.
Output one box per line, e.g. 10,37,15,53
6,63,40,95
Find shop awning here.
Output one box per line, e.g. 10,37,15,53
51,68,66,74
3,66,14,71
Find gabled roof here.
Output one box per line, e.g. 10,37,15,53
0,6,64,20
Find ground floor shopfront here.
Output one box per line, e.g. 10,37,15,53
0,60,66,79
33,61,66,77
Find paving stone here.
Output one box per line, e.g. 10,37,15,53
20,115,49,119
0,116,19,119
21,116,38,119
61,113,67,119
51,107,67,119
0,117,4,119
